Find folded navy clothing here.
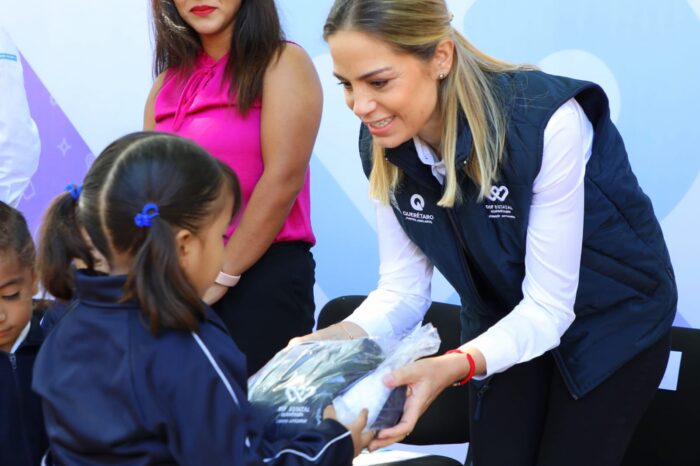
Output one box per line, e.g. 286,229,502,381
248,338,385,439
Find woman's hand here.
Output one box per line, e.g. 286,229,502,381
368,351,478,451
287,321,368,346
202,283,228,305
324,406,374,458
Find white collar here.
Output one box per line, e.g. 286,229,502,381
10,321,31,354
413,137,446,185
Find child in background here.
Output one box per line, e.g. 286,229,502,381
0,201,48,466
33,132,371,465
38,181,112,333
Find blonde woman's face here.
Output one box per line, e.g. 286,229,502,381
328,30,445,149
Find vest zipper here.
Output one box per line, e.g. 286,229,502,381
473,379,491,421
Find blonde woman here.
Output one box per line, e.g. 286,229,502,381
293,1,677,465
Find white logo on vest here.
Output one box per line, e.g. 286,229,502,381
487,185,509,202
410,194,425,211
402,193,434,225
484,185,516,220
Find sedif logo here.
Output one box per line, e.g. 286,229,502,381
285,386,316,403
487,185,509,202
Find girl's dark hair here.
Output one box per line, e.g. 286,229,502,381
151,0,285,115
39,132,241,334
38,139,127,300
0,201,35,270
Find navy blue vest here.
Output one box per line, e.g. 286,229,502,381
359,70,677,398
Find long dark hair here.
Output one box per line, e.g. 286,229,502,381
0,201,35,270
39,132,242,334
151,0,285,115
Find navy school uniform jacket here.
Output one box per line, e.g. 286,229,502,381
32,271,354,465
1,313,49,466
359,70,677,398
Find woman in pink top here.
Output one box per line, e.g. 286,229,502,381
144,0,322,375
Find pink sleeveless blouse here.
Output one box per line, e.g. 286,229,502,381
153,52,315,244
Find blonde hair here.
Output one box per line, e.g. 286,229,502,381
324,0,533,206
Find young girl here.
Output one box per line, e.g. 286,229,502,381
0,201,48,466
33,132,371,465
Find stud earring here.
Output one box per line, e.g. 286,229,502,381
438,73,447,80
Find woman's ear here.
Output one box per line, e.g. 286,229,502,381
432,38,455,79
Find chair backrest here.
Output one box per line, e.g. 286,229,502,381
317,295,470,446
621,326,700,466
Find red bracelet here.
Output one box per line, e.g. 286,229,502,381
445,349,476,386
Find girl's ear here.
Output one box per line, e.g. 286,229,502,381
175,228,194,270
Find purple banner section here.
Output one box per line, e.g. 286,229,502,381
17,54,94,238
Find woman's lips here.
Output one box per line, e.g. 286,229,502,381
191,5,216,16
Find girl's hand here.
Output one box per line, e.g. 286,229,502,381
287,321,367,347
368,353,471,451
202,283,228,305
324,406,374,458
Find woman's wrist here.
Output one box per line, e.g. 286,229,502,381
215,270,241,287
337,321,368,339
443,347,486,386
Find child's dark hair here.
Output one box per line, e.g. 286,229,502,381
38,138,127,300
39,132,241,334
0,201,35,269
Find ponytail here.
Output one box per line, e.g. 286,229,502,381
97,132,239,335
124,218,204,335
38,192,94,300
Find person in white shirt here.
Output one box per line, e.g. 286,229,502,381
0,27,40,208
292,1,677,465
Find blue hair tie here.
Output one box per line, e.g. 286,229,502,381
134,203,160,228
65,184,82,201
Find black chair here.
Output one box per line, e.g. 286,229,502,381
317,295,470,466
621,326,700,466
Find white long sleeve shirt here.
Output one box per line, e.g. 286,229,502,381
345,99,594,377
0,27,40,208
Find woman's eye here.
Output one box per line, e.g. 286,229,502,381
337,81,351,90
370,80,388,89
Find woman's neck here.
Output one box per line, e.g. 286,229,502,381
200,30,232,61
418,109,444,158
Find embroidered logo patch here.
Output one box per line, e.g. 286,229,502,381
399,193,435,225
487,185,509,202
484,185,516,220
410,194,425,211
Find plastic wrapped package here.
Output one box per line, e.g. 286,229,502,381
248,324,440,438
333,324,441,430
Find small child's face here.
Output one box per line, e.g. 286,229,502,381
178,193,234,296
0,254,36,353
